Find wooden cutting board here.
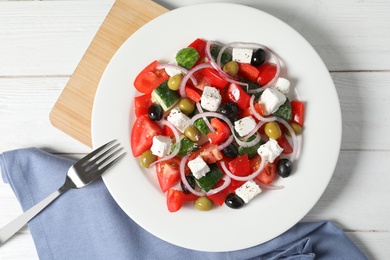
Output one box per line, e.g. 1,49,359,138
49,0,168,147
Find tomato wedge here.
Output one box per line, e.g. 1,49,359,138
156,157,182,193
290,100,305,127
256,63,277,86
225,83,251,110
188,38,207,66
207,192,226,206
254,157,278,185
277,134,293,154
188,143,223,164
131,115,163,157
134,60,169,93
185,85,202,103
238,62,259,82
240,102,264,122
207,169,244,206
167,189,198,212
227,154,251,177
134,93,152,117
202,68,228,89
207,118,230,145
206,178,245,206
162,125,175,138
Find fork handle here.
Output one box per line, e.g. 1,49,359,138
0,185,68,246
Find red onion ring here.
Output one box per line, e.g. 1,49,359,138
215,41,281,94
217,135,234,151
206,174,231,196
195,102,215,133
190,111,234,130
243,121,265,141
233,132,261,148
248,95,298,162
204,41,249,87
249,95,275,122
247,98,298,162
255,180,284,190
220,156,266,181
192,107,234,151
191,111,237,151
157,63,197,86
179,63,213,97
232,118,267,148
179,155,205,197
276,118,298,163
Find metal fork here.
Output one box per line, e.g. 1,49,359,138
0,139,125,246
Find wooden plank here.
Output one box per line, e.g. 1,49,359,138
49,0,168,147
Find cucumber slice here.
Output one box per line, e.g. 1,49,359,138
151,80,180,111
176,47,200,70
195,164,223,192
210,45,232,66
272,99,292,121
238,136,264,159
193,117,210,135
172,136,200,157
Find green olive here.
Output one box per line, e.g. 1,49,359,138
194,196,214,211
178,98,195,115
286,122,302,136
140,150,156,168
264,121,282,139
184,125,201,142
167,74,183,91
223,61,239,77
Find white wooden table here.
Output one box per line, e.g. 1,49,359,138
1,0,389,259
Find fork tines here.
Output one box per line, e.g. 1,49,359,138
76,140,126,173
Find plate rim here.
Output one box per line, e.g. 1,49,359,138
91,2,342,252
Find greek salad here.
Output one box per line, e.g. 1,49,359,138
131,38,304,212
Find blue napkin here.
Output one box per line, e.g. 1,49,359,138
1,148,367,260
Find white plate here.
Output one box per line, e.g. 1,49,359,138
92,3,342,252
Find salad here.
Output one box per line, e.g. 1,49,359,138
130,38,304,212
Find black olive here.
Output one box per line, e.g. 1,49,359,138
181,175,196,194
148,104,163,121
217,103,239,119
225,193,245,209
231,115,241,124
222,143,238,158
251,48,267,66
277,158,293,178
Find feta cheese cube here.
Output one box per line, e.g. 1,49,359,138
232,48,253,63
235,180,262,203
257,138,283,163
274,78,290,95
151,135,172,157
258,87,287,115
234,116,257,137
167,108,191,133
200,86,222,112
188,156,210,179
